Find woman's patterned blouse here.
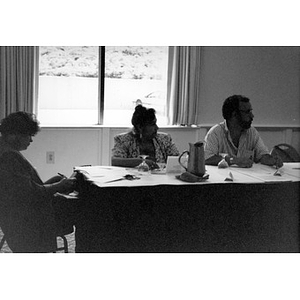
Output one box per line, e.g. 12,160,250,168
112,131,179,163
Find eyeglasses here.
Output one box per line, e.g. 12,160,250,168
239,109,253,115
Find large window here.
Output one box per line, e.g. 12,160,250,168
38,46,168,126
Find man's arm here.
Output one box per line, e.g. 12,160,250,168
205,155,223,166
259,153,283,168
205,154,253,168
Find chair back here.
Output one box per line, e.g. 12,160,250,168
270,143,300,162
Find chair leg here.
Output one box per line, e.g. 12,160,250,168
56,235,69,253
62,235,69,253
0,235,5,250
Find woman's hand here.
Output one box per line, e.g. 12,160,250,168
57,178,77,194
145,159,159,170
44,177,76,195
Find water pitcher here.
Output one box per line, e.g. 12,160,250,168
178,142,206,177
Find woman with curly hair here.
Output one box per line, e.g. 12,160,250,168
112,105,179,169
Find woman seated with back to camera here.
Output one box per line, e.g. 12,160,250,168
112,105,179,169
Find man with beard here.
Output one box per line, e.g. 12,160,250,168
204,95,283,168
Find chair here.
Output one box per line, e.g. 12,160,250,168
0,226,73,253
270,143,300,162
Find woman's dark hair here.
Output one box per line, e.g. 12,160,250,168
131,105,156,131
0,111,40,135
222,95,250,120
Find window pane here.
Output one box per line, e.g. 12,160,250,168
38,46,168,126
104,46,168,125
38,46,99,125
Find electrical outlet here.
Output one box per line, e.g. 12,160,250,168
46,151,55,164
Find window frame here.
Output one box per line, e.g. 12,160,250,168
98,46,105,125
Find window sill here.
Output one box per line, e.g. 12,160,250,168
40,124,300,130
40,124,202,130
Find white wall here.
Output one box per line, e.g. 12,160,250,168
198,46,300,126
24,128,101,180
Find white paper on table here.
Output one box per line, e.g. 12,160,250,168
232,164,294,182
74,166,131,186
205,165,264,183
280,162,300,179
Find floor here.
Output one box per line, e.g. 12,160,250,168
0,227,76,253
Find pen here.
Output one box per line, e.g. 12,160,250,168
58,172,67,179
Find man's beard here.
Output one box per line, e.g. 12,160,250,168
241,120,252,129
237,115,252,130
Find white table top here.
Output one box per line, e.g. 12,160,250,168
74,162,300,188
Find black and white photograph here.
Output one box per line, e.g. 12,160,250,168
1,1,300,299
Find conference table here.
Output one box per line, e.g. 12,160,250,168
74,163,300,252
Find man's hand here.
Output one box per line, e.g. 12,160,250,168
274,155,284,168
231,157,253,168
260,154,283,168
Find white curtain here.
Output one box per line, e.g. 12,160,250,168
0,46,39,120
167,46,201,125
